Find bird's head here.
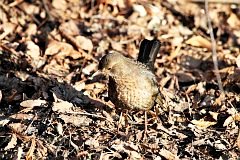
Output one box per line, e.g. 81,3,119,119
98,51,124,76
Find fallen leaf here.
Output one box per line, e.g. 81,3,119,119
236,131,240,149
20,99,47,108
236,54,240,68
159,148,179,160
8,123,26,133
223,115,234,127
56,122,63,136
59,20,80,36
52,100,74,113
36,139,48,157
133,4,147,17
191,119,217,129
45,40,73,57
25,41,40,59
52,0,67,10
76,36,93,52
111,41,123,51
0,119,10,126
227,13,240,29
0,22,17,40
4,134,17,150
82,63,98,75
186,35,211,50
59,114,91,127
26,138,36,160
85,138,100,148
10,113,37,120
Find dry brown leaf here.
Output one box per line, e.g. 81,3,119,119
111,41,123,51
45,40,83,59
20,99,47,108
159,148,179,160
0,119,10,126
175,71,195,83
214,140,226,150
25,41,40,59
132,4,147,17
129,151,142,160
45,40,73,56
223,115,234,127
76,36,93,52
214,92,225,106
26,138,36,160
56,122,63,136
52,101,74,113
82,63,98,75
191,119,217,129
4,133,17,150
10,113,37,120
68,50,84,59
8,123,27,133
236,54,240,68
36,139,48,157
25,23,37,38
186,35,211,50
236,130,240,149
102,110,114,123
209,111,219,121
73,81,86,91
168,44,182,61
59,114,91,127
59,20,80,36
227,13,240,29
52,0,67,10
224,113,240,127
16,147,23,160
0,22,17,40
84,82,105,90
234,113,240,121
70,139,79,151
85,138,100,148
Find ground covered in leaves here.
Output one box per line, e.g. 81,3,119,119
0,0,240,159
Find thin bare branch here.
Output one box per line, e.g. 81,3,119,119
204,0,225,96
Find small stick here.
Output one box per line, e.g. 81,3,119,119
204,0,225,98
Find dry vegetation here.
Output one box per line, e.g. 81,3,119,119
0,0,240,159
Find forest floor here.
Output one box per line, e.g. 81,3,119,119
0,0,240,159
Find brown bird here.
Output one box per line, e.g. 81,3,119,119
98,39,162,138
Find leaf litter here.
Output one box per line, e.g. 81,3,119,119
0,0,240,159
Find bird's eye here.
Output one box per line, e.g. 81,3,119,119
108,67,111,70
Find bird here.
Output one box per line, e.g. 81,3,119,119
137,39,161,71
98,39,162,138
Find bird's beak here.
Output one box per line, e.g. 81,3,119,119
90,70,103,80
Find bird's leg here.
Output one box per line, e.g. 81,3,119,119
117,111,123,133
117,110,130,135
125,110,129,135
150,107,161,124
143,111,148,141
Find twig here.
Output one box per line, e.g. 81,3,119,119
8,0,24,7
41,0,53,20
204,0,225,95
68,111,106,120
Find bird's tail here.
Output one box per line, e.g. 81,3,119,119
137,39,161,71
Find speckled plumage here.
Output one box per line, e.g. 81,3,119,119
98,39,162,111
